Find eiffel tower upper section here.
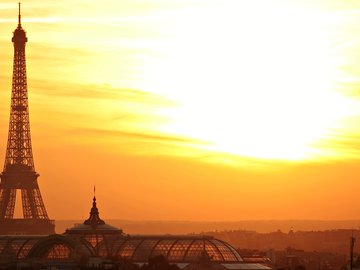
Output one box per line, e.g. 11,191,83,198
4,3,34,172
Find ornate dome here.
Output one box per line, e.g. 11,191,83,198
65,196,123,235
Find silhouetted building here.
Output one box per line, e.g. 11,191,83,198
0,197,271,270
206,229,360,255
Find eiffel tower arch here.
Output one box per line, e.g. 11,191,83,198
0,4,55,235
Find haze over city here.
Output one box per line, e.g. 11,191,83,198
1,0,360,223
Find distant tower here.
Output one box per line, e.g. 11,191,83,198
0,3,55,234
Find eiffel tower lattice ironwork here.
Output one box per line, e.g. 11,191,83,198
0,3,55,235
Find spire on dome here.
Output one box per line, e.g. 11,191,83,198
83,195,105,228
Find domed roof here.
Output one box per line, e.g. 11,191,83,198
111,235,244,263
65,196,122,235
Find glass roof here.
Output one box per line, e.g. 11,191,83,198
113,236,243,263
0,236,42,259
0,235,243,263
0,198,243,264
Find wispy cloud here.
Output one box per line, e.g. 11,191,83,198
72,127,204,145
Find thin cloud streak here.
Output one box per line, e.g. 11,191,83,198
72,128,206,145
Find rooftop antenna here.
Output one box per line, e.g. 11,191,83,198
18,2,21,26
350,231,356,270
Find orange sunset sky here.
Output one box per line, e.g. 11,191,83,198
1,0,360,221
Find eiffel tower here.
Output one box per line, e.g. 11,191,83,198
0,4,55,235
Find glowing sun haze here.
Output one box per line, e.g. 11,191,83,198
1,0,360,221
